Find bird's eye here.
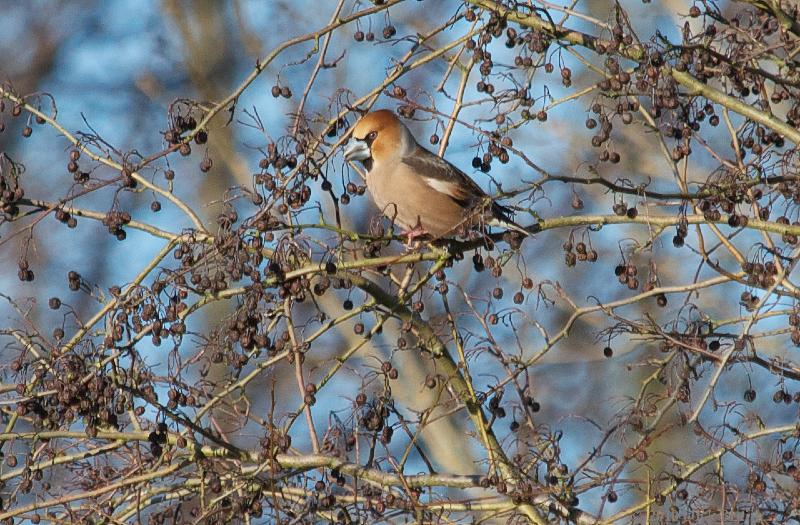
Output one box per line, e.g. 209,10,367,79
367,131,378,141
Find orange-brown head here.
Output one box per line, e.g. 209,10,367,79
343,110,415,170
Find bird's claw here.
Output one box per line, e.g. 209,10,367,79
403,226,428,250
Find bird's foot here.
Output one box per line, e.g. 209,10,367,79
403,226,429,250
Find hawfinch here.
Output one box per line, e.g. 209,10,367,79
343,110,530,243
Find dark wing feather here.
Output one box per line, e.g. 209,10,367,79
400,146,489,209
401,145,524,231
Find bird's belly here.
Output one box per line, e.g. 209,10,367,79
368,175,467,237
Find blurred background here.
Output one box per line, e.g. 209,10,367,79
0,0,797,522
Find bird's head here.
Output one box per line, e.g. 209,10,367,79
343,110,414,170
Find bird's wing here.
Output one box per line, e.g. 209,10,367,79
401,146,517,223
400,146,488,209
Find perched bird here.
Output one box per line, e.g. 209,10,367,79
343,110,530,244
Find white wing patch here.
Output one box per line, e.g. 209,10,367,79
423,177,460,197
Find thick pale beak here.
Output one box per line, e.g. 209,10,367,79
343,139,371,161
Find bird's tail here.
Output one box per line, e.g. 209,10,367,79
490,202,534,236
